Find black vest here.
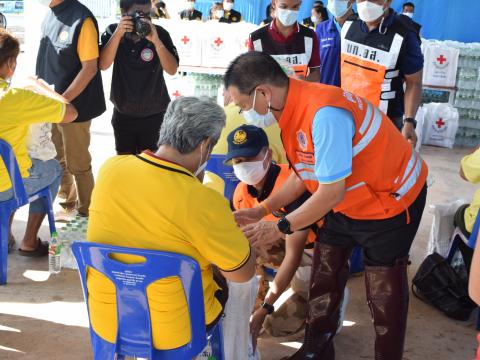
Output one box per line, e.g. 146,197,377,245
250,24,315,77
341,14,412,118
36,0,106,122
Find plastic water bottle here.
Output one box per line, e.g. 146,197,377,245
49,231,62,274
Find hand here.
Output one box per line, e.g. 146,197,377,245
402,122,418,148
234,207,265,227
250,308,268,352
114,16,134,38
146,21,161,46
242,221,283,249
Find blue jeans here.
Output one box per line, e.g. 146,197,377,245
0,159,62,214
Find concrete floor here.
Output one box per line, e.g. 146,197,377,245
1,50,478,360
1,136,477,360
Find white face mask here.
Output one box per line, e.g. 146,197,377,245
215,9,225,19
403,12,413,19
233,152,269,186
195,142,210,177
357,1,386,23
327,0,350,18
186,1,195,10
276,8,299,27
242,90,277,128
311,15,318,23
223,2,234,11
37,0,52,6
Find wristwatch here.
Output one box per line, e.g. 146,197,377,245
261,302,275,315
277,217,293,235
403,117,417,129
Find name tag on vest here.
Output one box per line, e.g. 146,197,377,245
341,36,403,71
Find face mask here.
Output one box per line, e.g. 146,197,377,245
186,1,195,10
215,10,225,18
37,0,52,6
327,0,350,18
233,152,269,186
195,142,210,177
223,2,234,11
276,8,299,27
403,12,413,19
242,90,277,128
357,0,386,23
311,15,318,23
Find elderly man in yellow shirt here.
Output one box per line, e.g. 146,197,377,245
0,29,77,255
87,97,256,352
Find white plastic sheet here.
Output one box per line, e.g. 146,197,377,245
222,277,261,360
427,200,468,258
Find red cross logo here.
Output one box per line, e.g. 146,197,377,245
437,55,447,65
181,36,190,45
214,37,224,47
436,118,445,128
172,90,181,97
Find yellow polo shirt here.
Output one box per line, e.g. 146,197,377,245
0,79,65,192
87,152,251,350
462,149,480,232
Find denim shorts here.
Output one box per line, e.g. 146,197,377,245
0,158,62,214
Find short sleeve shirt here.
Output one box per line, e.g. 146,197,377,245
312,106,355,184
100,24,179,116
0,79,65,192
77,17,99,62
87,151,251,350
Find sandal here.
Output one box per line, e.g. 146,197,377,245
18,238,49,258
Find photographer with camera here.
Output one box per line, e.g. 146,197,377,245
99,0,179,155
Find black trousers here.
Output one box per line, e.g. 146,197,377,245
318,185,428,266
111,110,165,155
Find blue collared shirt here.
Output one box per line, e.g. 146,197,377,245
312,106,355,184
316,18,341,86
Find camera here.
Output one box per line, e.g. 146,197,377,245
132,11,151,38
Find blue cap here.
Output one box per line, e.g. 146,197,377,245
224,125,269,164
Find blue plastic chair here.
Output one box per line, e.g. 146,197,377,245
72,242,225,360
0,139,56,285
446,213,480,329
206,154,240,200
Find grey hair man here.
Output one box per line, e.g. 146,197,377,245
87,96,256,353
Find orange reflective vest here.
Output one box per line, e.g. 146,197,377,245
340,17,409,117
233,164,316,244
279,78,428,221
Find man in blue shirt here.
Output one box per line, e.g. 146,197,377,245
316,0,355,86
